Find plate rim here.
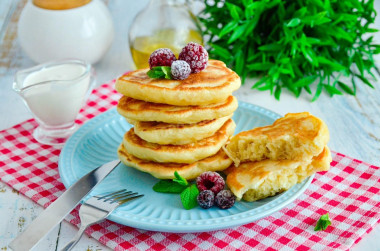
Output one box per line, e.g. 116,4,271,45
58,101,314,233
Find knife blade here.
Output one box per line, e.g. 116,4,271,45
9,159,121,251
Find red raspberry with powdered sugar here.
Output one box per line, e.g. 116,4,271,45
148,48,177,69
196,171,225,195
178,42,208,73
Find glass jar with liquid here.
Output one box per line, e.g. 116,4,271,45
129,0,203,69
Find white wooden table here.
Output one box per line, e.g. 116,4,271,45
0,1,379,250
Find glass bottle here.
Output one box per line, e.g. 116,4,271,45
129,0,203,69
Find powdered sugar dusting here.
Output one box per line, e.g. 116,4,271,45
171,60,191,80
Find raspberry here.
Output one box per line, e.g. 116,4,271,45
149,48,176,69
171,60,191,80
197,190,215,209
215,190,235,209
196,171,225,195
178,42,208,73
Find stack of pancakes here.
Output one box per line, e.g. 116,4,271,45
225,112,332,202
115,60,241,180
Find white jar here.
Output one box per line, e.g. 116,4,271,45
18,0,114,64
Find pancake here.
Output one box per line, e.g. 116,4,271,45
131,115,232,145
225,147,331,201
117,144,233,180
117,95,238,124
115,60,241,106
123,119,236,163
226,112,329,165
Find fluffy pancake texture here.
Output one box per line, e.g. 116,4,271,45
117,95,238,124
115,60,241,106
123,119,236,163
226,112,329,165
131,115,232,145
118,144,233,180
225,147,332,201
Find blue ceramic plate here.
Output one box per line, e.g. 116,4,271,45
58,102,313,233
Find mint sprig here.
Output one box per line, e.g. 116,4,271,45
147,66,172,79
153,180,186,193
314,213,332,231
152,171,199,210
173,171,188,186
180,184,199,210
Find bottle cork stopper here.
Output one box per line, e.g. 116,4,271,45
33,0,92,10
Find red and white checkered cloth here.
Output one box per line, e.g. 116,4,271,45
1,81,379,251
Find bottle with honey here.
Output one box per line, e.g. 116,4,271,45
129,0,203,69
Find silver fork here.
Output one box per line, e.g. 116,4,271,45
60,189,143,251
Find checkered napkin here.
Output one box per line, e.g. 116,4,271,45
1,81,379,251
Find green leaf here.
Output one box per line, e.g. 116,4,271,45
242,0,252,7
161,66,171,79
274,85,281,100
210,43,232,60
147,66,172,80
228,24,248,44
173,171,188,186
354,53,365,76
293,75,318,88
367,28,379,33
317,57,346,71
235,50,245,75
324,84,343,96
314,213,332,231
247,63,275,71
258,43,282,51
305,37,321,45
180,184,199,210
147,68,165,79
286,18,301,27
219,21,238,38
153,180,187,193
244,2,258,19
226,3,242,21
355,74,374,88
304,85,312,94
312,83,323,102
301,47,317,64
351,77,357,95
337,81,355,95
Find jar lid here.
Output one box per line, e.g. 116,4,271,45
33,0,92,10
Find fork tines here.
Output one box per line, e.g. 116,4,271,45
94,189,143,204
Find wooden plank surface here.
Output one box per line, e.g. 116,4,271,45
0,0,379,250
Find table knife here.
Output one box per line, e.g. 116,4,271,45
9,159,121,251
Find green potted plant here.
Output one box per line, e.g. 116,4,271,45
199,0,380,100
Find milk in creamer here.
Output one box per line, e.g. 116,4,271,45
21,64,90,127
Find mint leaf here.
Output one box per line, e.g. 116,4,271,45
314,213,332,231
173,171,188,186
180,184,199,210
161,66,172,79
147,68,165,78
153,180,186,193
147,66,172,79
